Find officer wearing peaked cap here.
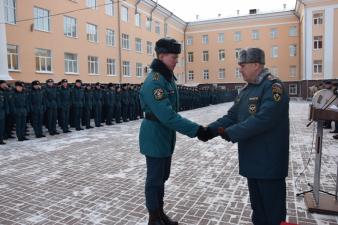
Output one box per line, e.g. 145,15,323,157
30,80,45,138
71,79,84,130
0,80,9,144
13,81,29,141
58,79,72,133
205,48,290,225
45,79,59,135
139,38,206,225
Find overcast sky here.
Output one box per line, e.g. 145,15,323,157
157,0,297,22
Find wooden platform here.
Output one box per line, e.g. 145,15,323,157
304,193,338,215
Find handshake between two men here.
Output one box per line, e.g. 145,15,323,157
195,126,230,142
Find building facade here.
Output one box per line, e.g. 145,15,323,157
1,0,338,98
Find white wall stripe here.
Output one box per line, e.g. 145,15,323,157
324,7,334,79
0,1,12,80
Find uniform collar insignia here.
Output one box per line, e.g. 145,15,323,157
150,59,174,82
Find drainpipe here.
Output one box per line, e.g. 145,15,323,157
150,0,158,21
164,12,173,37
117,0,122,84
183,23,188,84
135,0,142,14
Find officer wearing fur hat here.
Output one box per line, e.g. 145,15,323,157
58,79,72,133
12,81,29,141
45,79,59,135
203,48,290,225
0,80,9,144
29,80,45,138
71,79,84,130
139,38,208,225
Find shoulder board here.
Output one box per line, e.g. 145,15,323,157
153,72,160,81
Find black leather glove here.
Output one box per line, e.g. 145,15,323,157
218,127,231,141
197,126,214,142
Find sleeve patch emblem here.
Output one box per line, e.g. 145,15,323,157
272,83,283,102
248,104,257,114
153,88,165,100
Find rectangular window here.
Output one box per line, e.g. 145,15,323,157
64,16,77,38
289,65,296,77
34,7,50,32
146,17,152,31
147,41,153,55
64,53,78,74
289,44,297,56
219,49,225,61
187,36,193,45
87,23,98,42
203,69,209,80
122,61,131,76
218,33,224,43
188,71,194,81
235,68,241,78
235,48,241,59
122,33,130,49
313,13,323,25
270,28,278,39
234,31,241,42
188,52,194,63
202,35,209,44
313,60,323,73
251,30,260,40
135,38,142,52
88,56,99,74
271,46,278,58
313,36,323,49
289,84,297,95
164,23,168,36
35,48,52,72
136,63,143,77
203,51,209,62
7,44,19,70
107,58,115,75
121,6,128,22
155,21,160,35
86,0,97,9
4,0,16,24
219,68,225,79
289,26,297,37
135,13,141,27
106,29,115,47
105,0,114,16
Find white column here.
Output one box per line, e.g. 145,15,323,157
0,1,12,80
324,7,334,79
305,8,313,80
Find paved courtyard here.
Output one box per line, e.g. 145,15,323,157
0,101,338,225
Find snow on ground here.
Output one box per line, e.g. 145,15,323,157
0,100,337,225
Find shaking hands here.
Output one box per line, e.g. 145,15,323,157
196,126,231,142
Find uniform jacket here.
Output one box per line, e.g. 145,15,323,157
12,91,29,116
139,59,199,158
209,69,289,179
71,87,84,108
44,86,58,109
58,87,71,108
29,88,45,113
0,90,9,119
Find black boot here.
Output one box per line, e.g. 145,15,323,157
148,210,165,225
160,210,178,225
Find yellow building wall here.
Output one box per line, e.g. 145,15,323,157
334,8,338,78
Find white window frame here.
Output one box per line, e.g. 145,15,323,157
289,65,297,77
218,33,224,43
187,36,193,45
34,7,50,32
271,46,279,58
251,30,260,40
188,52,193,63
107,58,116,76
146,17,152,31
121,5,128,22
313,60,323,73
234,31,241,42
147,41,153,55
202,35,209,44
64,53,78,74
4,0,16,24
235,48,241,60
122,61,131,77
202,51,209,62
289,44,297,57
136,63,143,77
313,13,323,25
271,28,278,39
135,38,142,53
7,44,19,71
188,71,194,81
135,13,141,27
64,16,77,38
86,0,97,9
86,23,98,43
105,0,114,16
313,36,323,49
289,84,298,95
106,29,115,47
235,68,241,78
203,69,209,80
35,48,52,73
164,23,168,36
122,33,130,50
88,56,99,75
219,49,225,61
289,26,297,37
155,21,161,35
219,68,225,80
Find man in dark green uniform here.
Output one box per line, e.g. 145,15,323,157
12,81,29,141
202,48,290,225
93,82,103,127
104,83,116,125
0,80,9,144
58,79,72,133
29,80,45,138
83,84,93,129
139,38,208,225
72,79,84,131
115,85,122,123
121,84,130,122
45,79,59,135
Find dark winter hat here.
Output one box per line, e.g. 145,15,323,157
108,83,114,87
95,82,100,86
31,80,40,86
155,38,181,54
0,80,6,85
75,79,82,83
61,79,68,83
46,79,54,83
238,48,265,65
15,81,24,87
